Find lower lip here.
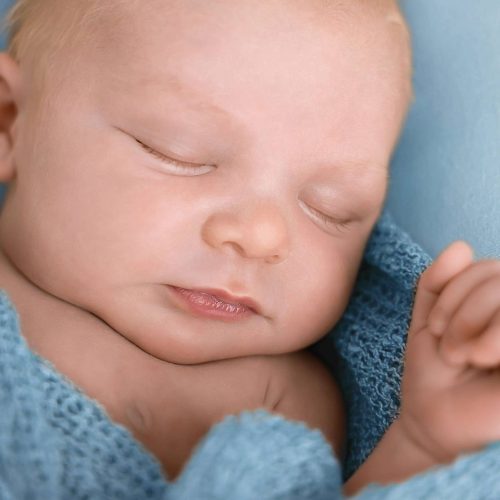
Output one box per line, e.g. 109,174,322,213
168,286,256,321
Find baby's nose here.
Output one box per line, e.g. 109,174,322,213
201,203,290,264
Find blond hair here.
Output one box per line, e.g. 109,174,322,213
1,0,30,60
2,0,59,62
2,1,119,65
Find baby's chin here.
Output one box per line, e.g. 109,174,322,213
86,285,282,365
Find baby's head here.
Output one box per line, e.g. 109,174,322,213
0,0,412,364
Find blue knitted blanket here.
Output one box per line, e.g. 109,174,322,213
1,210,499,499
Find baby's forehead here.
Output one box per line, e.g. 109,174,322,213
8,0,412,135
89,0,406,43
85,0,409,75
9,1,408,75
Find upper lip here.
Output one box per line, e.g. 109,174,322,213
172,286,262,315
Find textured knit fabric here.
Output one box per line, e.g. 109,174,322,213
310,208,434,478
1,210,499,500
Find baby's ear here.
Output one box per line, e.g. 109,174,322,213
0,52,22,182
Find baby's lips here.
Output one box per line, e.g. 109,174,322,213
168,284,267,317
183,287,262,314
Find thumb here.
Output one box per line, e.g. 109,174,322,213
407,240,474,338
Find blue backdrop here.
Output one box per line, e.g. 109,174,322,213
388,0,500,259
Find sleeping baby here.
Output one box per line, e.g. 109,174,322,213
0,0,499,495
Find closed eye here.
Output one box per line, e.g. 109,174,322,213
298,200,351,233
136,139,216,176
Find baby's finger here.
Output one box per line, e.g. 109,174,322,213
446,310,500,368
408,240,474,338
439,274,500,361
428,259,500,336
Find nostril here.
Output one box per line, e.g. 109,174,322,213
266,254,283,264
222,241,245,256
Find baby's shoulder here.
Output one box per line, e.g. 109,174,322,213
265,350,345,459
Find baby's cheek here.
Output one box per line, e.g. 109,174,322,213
278,271,353,350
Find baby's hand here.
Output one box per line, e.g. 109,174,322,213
399,241,500,463
427,251,500,367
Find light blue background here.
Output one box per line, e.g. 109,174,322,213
388,0,500,259
0,0,498,258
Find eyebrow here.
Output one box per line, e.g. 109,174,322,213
316,165,389,194
137,72,235,124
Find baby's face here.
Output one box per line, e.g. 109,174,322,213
0,0,409,363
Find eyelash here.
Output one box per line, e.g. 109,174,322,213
137,139,350,233
137,140,215,176
299,200,351,233
316,211,350,232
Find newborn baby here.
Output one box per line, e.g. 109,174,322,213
1,0,499,495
